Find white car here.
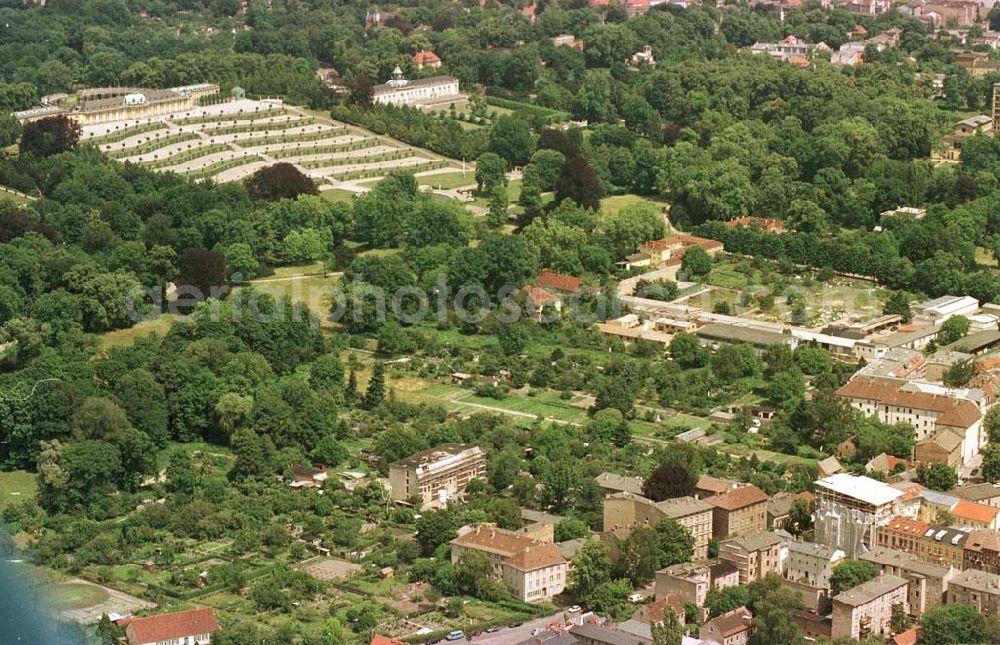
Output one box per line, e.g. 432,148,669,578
567,605,582,613
628,593,644,603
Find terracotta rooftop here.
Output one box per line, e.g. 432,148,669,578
536,269,583,293
452,525,565,571
702,607,752,638
523,285,559,307
125,608,219,645
372,635,407,645
705,484,768,511
696,474,741,495
836,378,981,428
893,627,918,645
883,516,931,536
725,216,784,232
413,50,441,65
643,234,723,253
952,499,999,526
642,595,684,623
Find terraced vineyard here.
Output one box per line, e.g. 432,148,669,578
81,98,467,192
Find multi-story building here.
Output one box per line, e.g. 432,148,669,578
373,68,462,107
603,492,714,559
783,540,845,590
964,529,1000,574
388,444,486,509
859,548,955,616
918,526,971,569
125,608,219,645
948,568,1000,617
952,482,1000,508
450,526,567,603
831,575,909,641
656,563,712,608
814,474,903,558
595,472,645,497
718,532,784,584
705,485,769,539
699,607,752,645
877,517,931,556
836,378,983,464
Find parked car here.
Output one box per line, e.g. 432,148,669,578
445,631,465,641
508,621,523,628
629,592,644,603
425,639,441,644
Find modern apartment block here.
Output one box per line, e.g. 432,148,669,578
388,443,486,509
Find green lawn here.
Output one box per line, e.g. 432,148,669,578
599,194,671,221
100,314,180,349
0,470,37,510
238,274,339,325
49,583,110,610
320,188,360,204
0,188,33,206
416,171,476,190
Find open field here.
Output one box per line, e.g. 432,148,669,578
416,170,476,190
0,470,37,510
81,99,462,188
600,194,671,219
0,186,34,206
100,314,180,349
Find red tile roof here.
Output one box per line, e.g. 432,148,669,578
643,595,685,623
413,50,441,65
536,269,583,293
706,484,768,511
523,285,559,307
883,516,931,536
893,627,918,645
725,216,785,232
836,379,981,428
952,499,999,526
126,608,219,645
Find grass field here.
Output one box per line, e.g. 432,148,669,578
320,188,360,204
49,583,109,610
100,314,180,349
416,171,476,190
0,187,33,206
238,273,339,325
0,470,37,510
599,194,671,220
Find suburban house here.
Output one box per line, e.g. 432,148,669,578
522,285,562,321
705,484,769,539
125,608,219,645
450,525,567,602
933,115,993,162
830,574,909,640
412,50,442,70
388,443,486,509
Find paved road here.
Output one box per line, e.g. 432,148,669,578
471,612,579,645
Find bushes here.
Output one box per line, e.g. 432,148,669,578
331,103,487,160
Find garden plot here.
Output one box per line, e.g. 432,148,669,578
82,98,460,187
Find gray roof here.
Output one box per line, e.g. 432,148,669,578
951,568,1000,593
654,495,713,519
768,495,795,518
860,547,952,578
373,75,458,94
721,531,784,553
521,508,567,524
696,322,789,348
942,329,1000,353
951,483,1000,503
786,540,838,559
597,472,646,496
569,623,652,645
556,538,588,560
833,574,908,607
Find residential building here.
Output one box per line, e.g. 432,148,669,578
914,431,963,468
522,285,562,322
718,532,784,584
835,378,983,465
783,540,845,590
935,115,994,162
814,473,903,558
830,574,909,640
388,443,486,509
596,472,645,497
918,526,971,569
952,482,1000,508
694,475,743,500
699,607,752,645
877,517,931,556
948,568,1000,616
706,485,768,539
921,0,979,27
125,608,219,645
373,68,462,108
964,529,1000,574
860,548,955,615
412,50,442,70
817,456,843,478
696,322,791,353
450,525,567,603
655,562,737,608
536,270,583,294
603,492,714,559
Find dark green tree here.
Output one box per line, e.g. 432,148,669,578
364,362,386,410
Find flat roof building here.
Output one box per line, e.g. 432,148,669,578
388,443,485,509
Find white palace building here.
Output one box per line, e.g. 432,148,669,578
373,67,462,108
